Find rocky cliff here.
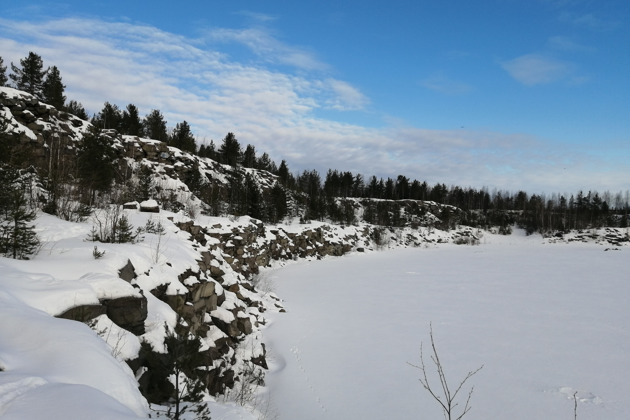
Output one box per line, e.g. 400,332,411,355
0,86,484,405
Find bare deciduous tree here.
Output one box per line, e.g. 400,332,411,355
409,324,483,420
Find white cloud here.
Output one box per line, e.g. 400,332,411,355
323,79,370,110
0,17,627,194
501,54,572,86
205,26,327,71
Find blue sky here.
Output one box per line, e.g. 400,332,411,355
1,1,628,194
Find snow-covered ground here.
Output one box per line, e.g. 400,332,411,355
1,217,628,419
262,231,630,420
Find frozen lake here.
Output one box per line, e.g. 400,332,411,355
263,235,630,419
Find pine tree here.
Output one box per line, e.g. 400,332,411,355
0,166,40,259
137,165,154,201
92,102,122,131
395,175,410,200
42,65,66,108
203,140,217,160
199,141,218,159
255,152,274,172
0,56,8,86
170,121,196,153
242,144,256,168
267,183,287,223
243,174,262,220
77,126,117,204
184,164,203,197
65,100,89,120
277,160,290,186
114,214,138,243
162,323,211,420
121,104,143,136
143,109,168,142
10,51,48,98
218,132,241,166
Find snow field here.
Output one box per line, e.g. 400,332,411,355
263,236,630,420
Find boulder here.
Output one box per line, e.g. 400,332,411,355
237,314,253,335
191,281,216,302
102,294,148,335
118,259,137,282
140,199,160,213
56,304,106,322
123,201,139,210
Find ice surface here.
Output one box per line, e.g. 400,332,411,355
263,237,630,420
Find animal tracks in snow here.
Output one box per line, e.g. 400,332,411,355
552,386,604,405
289,345,329,414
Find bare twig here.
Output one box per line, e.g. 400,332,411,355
409,324,483,420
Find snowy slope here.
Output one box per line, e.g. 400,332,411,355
0,220,148,418
0,211,266,419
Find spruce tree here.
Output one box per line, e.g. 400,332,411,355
0,166,40,259
0,56,7,86
277,160,290,186
10,51,48,98
42,65,66,109
114,214,138,243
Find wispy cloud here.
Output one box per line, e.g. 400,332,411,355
205,26,327,71
323,79,370,110
546,35,594,53
501,54,572,86
0,16,626,193
420,73,474,95
559,12,620,31
235,11,278,23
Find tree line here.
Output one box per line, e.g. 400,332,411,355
184,132,630,234
1,51,67,110
2,51,629,246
